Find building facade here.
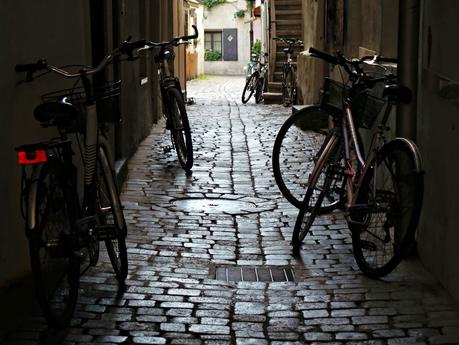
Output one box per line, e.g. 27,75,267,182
0,0,187,289
202,0,257,75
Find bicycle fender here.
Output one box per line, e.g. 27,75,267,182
380,137,424,174
27,163,45,232
98,144,124,230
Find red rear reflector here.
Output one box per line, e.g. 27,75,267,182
18,150,47,165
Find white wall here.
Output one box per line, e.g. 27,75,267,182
203,0,251,75
196,5,205,75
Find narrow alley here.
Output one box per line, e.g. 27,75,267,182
2,76,459,345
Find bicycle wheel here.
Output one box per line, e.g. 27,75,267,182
272,106,345,210
168,88,193,171
350,139,424,278
97,144,128,284
255,77,264,104
28,163,80,327
291,135,340,254
282,67,294,106
242,73,257,104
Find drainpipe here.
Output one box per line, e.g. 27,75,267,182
397,0,420,140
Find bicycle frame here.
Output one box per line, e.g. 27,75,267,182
156,48,183,116
340,99,394,209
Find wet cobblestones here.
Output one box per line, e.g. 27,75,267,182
2,76,459,345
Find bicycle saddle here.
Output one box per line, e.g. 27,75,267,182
34,102,78,123
383,84,412,104
283,47,294,54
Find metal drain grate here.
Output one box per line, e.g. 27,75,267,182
215,267,296,282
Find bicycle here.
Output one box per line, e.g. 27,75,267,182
133,26,198,173
242,51,269,104
13,41,141,326
286,47,424,278
273,37,303,106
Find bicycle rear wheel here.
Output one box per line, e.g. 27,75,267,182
350,139,424,278
242,73,257,104
255,77,264,104
282,67,294,106
168,88,193,172
28,163,79,327
272,106,345,210
291,135,340,254
97,144,128,284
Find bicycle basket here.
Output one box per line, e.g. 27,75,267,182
41,80,121,127
320,77,386,129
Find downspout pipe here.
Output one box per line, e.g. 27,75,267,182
397,0,421,140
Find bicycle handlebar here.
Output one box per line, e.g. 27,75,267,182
15,45,130,80
308,47,337,65
182,25,199,41
17,25,199,80
145,25,199,49
306,47,398,84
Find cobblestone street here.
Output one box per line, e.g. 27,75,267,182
3,76,459,345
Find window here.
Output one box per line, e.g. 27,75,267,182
205,31,222,61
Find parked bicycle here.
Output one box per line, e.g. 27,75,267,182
13,41,142,326
275,47,424,278
131,26,198,173
242,51,269,104
273,37,303,106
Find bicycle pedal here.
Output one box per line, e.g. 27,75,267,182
75,216,96,233
94,224,118,241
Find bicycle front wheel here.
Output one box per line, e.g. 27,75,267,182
242,73,257,104
28,163,80,327
168,88,193,171
350,139,424,278
291,135,340,254
272,106,345,210
97,143,128,284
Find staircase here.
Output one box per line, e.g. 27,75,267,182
264,0,304,104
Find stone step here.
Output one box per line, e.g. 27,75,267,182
276,31,303,40
275,0,302,5
268,82,282,91
273,19,303,26
275,9,303,16
263,92,283,104
275,1,302,11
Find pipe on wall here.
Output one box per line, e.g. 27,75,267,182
397,0,420,140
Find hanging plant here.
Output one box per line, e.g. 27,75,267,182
234,9,246,18
252,39,261,55
246,0,255,9
203,0,226,10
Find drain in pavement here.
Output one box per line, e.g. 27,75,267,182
214,266,296,282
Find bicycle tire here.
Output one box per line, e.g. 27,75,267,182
97,143,128,284
167,88,193,171
282,67,294,106
291,135,340,254
255,77,264,104
349,138,424,278
272,106,345,210
242,73,257,104
28,162,80,327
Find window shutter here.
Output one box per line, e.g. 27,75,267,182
223,28,238,61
